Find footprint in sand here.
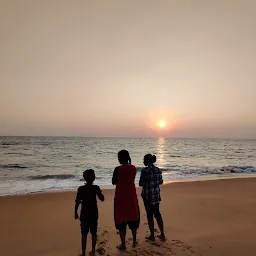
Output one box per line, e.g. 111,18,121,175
133,240,174,256
130,236,197,256
96,229,110,255
171,240,195,254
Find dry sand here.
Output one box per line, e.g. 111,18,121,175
1,178,256,256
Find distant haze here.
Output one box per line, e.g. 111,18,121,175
1,1,255,138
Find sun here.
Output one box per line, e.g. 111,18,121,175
157,120,166,128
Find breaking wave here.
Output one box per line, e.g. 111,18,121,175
28,174,76,180
0,164,28,169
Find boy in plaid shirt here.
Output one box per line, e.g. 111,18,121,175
139,154,165,241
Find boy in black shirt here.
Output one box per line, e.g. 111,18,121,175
74,169,104,256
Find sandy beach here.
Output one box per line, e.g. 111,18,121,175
1,178,256,256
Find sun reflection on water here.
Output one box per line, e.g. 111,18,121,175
156,137,167,168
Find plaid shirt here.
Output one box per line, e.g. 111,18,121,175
139,165,163,205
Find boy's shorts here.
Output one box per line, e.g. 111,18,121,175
80,212,98,235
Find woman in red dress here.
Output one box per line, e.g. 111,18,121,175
112,150,140,251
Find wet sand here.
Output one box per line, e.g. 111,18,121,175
1,178,256,256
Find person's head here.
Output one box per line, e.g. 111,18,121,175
118,149,131,165
83,169,95,184
143,154,157,166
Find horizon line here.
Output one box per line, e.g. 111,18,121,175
0,135,255,140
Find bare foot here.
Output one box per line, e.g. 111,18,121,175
145,235,155,242
117,244,126,251
157,234,166,241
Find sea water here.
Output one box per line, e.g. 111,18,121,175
0,137,255,195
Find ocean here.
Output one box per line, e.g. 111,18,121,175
0,136,255,196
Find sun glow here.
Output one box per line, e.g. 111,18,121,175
157,120,166,128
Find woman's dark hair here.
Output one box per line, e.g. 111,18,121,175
144,154,157,165
118,149,131,164
83,169,96,183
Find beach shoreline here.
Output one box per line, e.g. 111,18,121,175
1,178,256,256
1,173,255,197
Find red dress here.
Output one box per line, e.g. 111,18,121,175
113,165,139,224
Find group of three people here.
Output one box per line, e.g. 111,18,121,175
74,150,165,256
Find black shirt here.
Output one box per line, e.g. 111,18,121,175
75,184,104,214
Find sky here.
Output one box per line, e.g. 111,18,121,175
1,0,256,138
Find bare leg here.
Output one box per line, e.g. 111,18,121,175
143,199,155,241
81,235,87,256
131,229,137,247
117,231,126,250
156,216,164,236
146,216,155,241
89,234,97,255
155,213,166,241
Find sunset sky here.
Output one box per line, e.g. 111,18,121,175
1,1,255,138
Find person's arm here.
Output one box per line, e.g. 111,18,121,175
159,168,163,185
96,186,105,202
74,187,81,219
139,168,145,187
112,167,118,185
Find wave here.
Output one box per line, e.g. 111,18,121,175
4,152,23,155
1,142,19,146
79,176,105,181
0,164,28,169
135,166,256,175
28,174,76,180
218,166,255,173
136,167,170,172
164,166,256,180
188,166,256,175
